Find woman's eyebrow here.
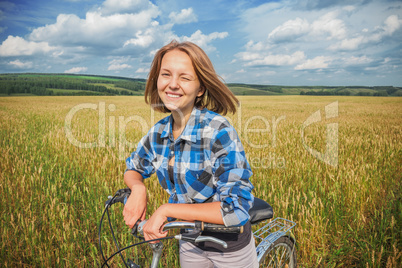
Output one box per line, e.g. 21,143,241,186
181,72,195,78
160,68,170,73
160,68,195,78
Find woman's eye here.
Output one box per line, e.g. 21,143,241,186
161,73,169,77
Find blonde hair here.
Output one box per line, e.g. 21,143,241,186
144,40,238,115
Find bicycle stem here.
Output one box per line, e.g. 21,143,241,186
149,242,164,268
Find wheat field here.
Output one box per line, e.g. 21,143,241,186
0,96,401,267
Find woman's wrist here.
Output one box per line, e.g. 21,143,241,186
129,182,146,191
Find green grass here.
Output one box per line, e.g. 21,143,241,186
0,96,401,267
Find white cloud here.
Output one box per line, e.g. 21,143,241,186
18,0,223,60
169,8,197,24
342,55,372,65
135,67,149,73
267,11,346,43
124,28,155,48
108,63,132,71
0,0,236,78
107,58,133,71
234,0,402,86
329,36,364,50
29,9,160,48
238,51,306,67
383,14,401,35
100,0,155,15
329,15,402,50
181,30,228,52
310,11,346,40
64,67,88,73
268,17,310,42
244,40,270,52
343,5,356,12
8,59,33,69
0,36,57,56
295,56,332,70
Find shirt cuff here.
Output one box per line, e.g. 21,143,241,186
220,197,252,227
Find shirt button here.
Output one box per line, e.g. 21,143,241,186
171,151,174,155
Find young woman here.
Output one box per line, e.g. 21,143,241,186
123,40,258,267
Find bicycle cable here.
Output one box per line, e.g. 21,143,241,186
106,207,128,267
99,193,174,267
99,193,116,267
99,193,127,268
101,236,175,268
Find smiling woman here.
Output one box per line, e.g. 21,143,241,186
124,40,258,267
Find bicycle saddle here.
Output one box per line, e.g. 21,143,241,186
249,197,274,225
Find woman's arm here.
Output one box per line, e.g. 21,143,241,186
123,170,148,229
142,202,224,242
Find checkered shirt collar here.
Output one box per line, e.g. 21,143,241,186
160,107,201,143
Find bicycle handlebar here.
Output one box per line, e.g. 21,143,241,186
109,188,244,234
101,188,254,267
136,220,237,248
160,221,243,233
106,188,245,249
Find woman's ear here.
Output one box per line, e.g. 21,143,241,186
197,86,206,97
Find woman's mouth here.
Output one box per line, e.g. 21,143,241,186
166,93,182,99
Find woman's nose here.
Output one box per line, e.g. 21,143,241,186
169,77,179,89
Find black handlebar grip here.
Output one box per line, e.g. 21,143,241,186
202,223,244,233
115,188,131,204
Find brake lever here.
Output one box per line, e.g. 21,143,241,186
131,220,144,240
175,232,228,248
195,236,228,248
105,188,132,208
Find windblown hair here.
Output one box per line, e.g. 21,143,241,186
144,40,239,115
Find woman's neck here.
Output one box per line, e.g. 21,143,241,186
171,109,192,139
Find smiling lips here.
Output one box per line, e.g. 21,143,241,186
166,92,182,99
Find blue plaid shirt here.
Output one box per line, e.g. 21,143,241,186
126,107,254,227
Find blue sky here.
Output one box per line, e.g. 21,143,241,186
0,0,401,86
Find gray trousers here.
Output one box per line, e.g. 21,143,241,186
179,236,259,268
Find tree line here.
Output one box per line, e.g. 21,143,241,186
300,86,401,96
0,75,145,96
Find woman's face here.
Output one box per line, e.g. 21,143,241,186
157,49,204,119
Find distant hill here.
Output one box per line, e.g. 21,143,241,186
0,73,401,96
226,83,402,97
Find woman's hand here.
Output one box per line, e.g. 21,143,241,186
142,204,169,242
123,184,147,229
123,170,148,229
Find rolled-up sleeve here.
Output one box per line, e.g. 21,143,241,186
125,134,155,179
211,126,254,227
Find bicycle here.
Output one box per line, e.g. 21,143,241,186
99,188,297,267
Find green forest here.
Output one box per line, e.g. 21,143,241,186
1,73,401,96
0,73,146,96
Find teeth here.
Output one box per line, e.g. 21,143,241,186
167,93,181,98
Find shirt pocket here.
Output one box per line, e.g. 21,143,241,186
185,165,215,203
